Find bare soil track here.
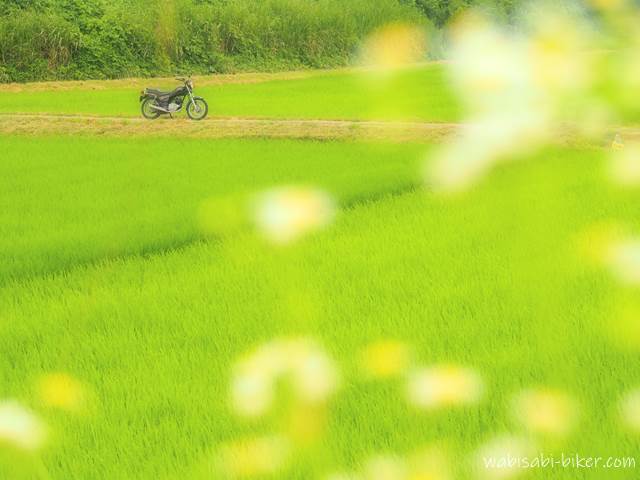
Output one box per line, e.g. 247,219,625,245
0,113,636,145
0,113,458,142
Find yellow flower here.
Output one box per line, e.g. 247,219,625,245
364,455,407,480
528,10,593,94
407,446,452,480
587,0,627,11
407,365,484,410
287,404,327,444
360,340,411,379
511,389,579,437
37,373,87,412
611,134,626,151
574,222,624,265
217,435,291,478
360,23,427,72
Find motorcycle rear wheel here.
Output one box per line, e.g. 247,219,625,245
141,98,161,120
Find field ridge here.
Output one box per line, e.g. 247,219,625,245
3,114,636,145
0,114,457,142
2,183,422,288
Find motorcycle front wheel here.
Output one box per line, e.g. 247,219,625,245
187,98,208,121
141,98,161,120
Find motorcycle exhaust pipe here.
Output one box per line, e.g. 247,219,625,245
149,104,170,113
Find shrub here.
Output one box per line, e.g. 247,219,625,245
0,11,80,81
0,0,436,82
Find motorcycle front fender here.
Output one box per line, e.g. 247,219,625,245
187,96,205,105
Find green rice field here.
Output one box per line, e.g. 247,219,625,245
0,66,459,121
1,65,640,480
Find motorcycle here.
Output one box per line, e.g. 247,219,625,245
139,76,208,120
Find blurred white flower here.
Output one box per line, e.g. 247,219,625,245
427,13,551,192
449,14,536,111
231,341,289,417
230,368,274,418
605,238,640,285
407,365,484,410
289,343,340,404
475,435,536,480
610,142,640,186
0,400,47,451
217,434,291,478
230,338,339,418
511,388,579,437
427,114,547,193
254,187,336,244
619,388,640,432
327,474,363,480
333,448,452,480
427,6,599,192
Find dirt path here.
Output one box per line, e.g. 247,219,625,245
0,113,459,142
1,112,637,144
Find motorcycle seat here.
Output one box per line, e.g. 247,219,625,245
145,87,183,98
